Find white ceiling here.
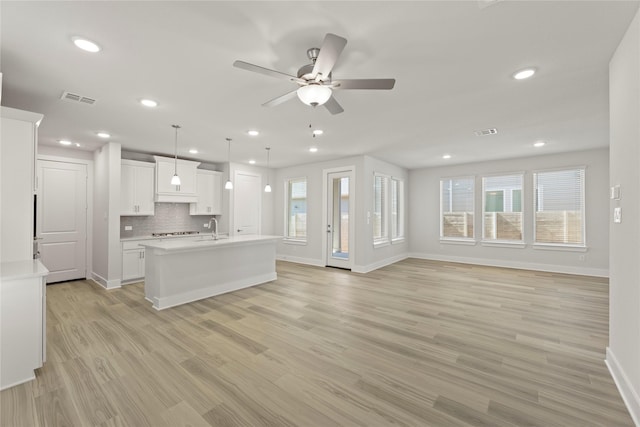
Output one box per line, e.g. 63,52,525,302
1,1,638,169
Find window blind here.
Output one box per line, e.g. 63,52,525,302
533,168,585,246
373,174,387,242
286,178,307,239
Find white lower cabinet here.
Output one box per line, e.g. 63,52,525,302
121,240,149,282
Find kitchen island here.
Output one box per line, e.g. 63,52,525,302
141,235,281,310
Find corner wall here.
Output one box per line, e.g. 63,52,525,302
408,148,609,277
607,8,640,425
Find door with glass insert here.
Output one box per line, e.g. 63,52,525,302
326,170,353,269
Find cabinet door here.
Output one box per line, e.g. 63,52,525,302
190,171,214,215
211,171,223,215
122,249,143,281
120,164,136,215
156,161,178,194
177,163,197,194
135,165,155,215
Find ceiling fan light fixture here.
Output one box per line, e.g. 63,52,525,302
297,84,332,107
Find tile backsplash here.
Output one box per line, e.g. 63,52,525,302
120,203,218,238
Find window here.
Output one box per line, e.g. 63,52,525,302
482,174,523,242
285,177,307,241
391,178,404,241
440,177,474,240
373,173,388,245
534,168,585,246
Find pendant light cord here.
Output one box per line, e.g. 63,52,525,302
172,125,181,173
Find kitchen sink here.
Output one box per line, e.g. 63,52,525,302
192,235,229,241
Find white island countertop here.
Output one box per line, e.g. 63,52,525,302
140,234,282,252
141,234,282,310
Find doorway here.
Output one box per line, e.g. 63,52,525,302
37,160,87,283
233,170,261,235
324,168,355,269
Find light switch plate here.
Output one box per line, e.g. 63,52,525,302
124,225,133,231
614,207,622,223
610,185,621,200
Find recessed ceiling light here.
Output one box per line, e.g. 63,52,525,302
442,154,451,159
312,129,323,136
96,132,110,138
247,130,259,136
309,147,318,153
72,37,101,53
189,149,198,154
513,68,536,80
59,140,72,146
75,143,81,147
533,141,546,147
140,99,158,108
249,160,256,164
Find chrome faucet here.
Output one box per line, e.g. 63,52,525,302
208,217,218,240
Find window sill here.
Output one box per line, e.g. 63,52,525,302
283,238,307,246
374,240,390,249
391,237,405,245
481,240,526,249
440,238,476,246
532,244,587,252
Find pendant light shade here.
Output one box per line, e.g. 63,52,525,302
171,125,181,186
264,147,272,193
225,138,233,190
297,84,332,107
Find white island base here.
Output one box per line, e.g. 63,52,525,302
142,235,281,310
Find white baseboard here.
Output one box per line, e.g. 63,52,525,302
606,347,640,426
276,254,324,267
152,272,277,310
352,253,409,274
408,252,609,277
90,272,121,289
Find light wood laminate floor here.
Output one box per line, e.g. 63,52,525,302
1,259,633,426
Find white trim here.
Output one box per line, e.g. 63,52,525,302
481,240,526,248
282,238,307,246
440,238,477,246
90,272,121,289
532,243,588,252
373,240,390,248
352,253,409,274
391,237,406,245
606,347,640,426
408,252,608,277
150,272,277,310
276,255,324,267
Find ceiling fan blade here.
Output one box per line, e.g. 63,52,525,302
311,33,347,80
332,78,396,90
233,60,303,83
323,96,344,115
262,89,299,107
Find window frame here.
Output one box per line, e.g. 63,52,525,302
532,167,586,249
439,176,476,243
481,172,525,245
283,176,308,244
390,177,405,243
373,172,390,247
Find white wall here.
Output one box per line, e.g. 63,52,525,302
607,8,640,425
409,148,609,277
92,142,121,288
273,155,409,272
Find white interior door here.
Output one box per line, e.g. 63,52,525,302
37,160,87,283
233,170,261,235
325,170,354,269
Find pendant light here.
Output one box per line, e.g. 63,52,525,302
225,138,233,190
171,125,181,186
264,147,272,193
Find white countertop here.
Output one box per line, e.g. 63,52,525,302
141,234,282,252
1,259,49,281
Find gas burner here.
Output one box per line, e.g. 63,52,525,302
152,231,200,237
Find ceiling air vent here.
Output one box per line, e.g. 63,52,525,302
474,128,498,137
60,91,97,105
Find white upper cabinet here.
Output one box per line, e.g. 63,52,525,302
190,170,222,215
120,160,155,215
154,156,200,203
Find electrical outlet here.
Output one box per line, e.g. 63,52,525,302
614,207,622,223
204,223,209,228
124,225,133,231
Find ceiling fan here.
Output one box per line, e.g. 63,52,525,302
233,33,396,115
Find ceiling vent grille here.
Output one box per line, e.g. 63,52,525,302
60,91,97,105
474,128,498,137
